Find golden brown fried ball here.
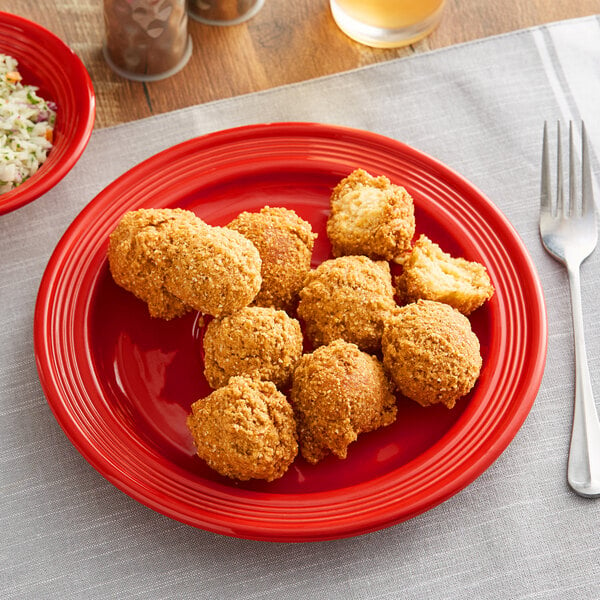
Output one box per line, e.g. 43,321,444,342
395,234,494,314
202,306,303,390
227,206,317,311
108,208,262,318
382,300,482,409
163,219,262,317
108,208,197,319
186,376,298,482
326,169,416,263
291,339,397,464
297,255,398,353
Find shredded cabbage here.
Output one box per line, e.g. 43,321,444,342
0,53,57,194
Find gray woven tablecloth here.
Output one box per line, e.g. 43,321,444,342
2,15,599,600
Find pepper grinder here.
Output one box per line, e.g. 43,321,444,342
103,0,192,81
188,0,265,26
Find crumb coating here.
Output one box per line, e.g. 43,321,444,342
291,339,397,464
203,306,303,389
395,234,494,314
228,206,317,311
186,376,298,481
108,207,262,318
163,219,262,317
297,255,398,353
382,300,482,409
107,208,197,319
327,169,415,262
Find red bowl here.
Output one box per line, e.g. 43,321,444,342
34,123,547,541
0,12,95,215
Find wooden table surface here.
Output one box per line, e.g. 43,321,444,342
3,1,598,128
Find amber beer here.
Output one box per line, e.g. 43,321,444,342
330,0,446,48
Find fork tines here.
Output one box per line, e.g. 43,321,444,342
542,120,595,219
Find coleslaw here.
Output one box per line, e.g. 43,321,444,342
0,53,57,194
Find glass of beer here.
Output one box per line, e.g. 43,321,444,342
330,0,446,48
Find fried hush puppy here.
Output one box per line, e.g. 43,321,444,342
327,169,416,263
227,206,317,311
186,376,298,482
297,255,397,353
382,300,482,409
291,339,397,464
163,217,262,317
108,208,197,319
108,208,262,319
395,234,494,314
203,306,303,390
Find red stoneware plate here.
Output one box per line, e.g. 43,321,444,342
34,123,547,542
0,12,95,215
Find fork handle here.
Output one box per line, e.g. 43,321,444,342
566,262,600,497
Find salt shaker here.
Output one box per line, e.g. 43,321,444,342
188,0,265,26
103,0,192,81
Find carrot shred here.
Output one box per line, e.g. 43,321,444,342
6,71,22,83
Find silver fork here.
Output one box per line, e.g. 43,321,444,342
540,121,600,498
